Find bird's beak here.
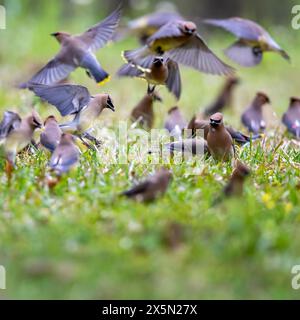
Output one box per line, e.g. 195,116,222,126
50,32,58,37
106,99,115,112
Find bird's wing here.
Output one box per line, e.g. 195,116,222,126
147,21,183,43
27,57,75,86
166,34,234,75
76,4,122,52
50,146,79,173
166,59,182,100
116,63,144,78
203,17,263,41
122,181,150,197
224,40,263,67
31,84,91,116
0,111,22,139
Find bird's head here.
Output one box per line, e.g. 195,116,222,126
234,160,251,179
44,115,57,125
103,94,115,112
209,112,223,129
28,110,43,129
256,92,270,105
60,133,76,144
50,31,71,43
181,21,197,35
289,96,300,108
153,57,164,67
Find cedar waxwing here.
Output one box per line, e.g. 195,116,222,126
30,84,115,138
122,167,172,202
131,91,162,129
223,160,251,197
164,106,187,137
20,5,122,87
0,111,22,140
204,17,290,67
165,138,209,156
123,20,234,76
188,115,259,145
207,113,234,161
117,10,183,44
204,76,240,116
241,92,270,134
49,133,80,176
40,115,62,153
117,56,182,100
282,97,300,139
1,110,42,177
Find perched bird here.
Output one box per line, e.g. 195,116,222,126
20,5,122,87
30,84,115,140
164,106,187,137
241,92,270,134
49,133,80,175
122,167,172,202
223,160,251,197
0,111,22,140
206,112,234,161
1,110,42,177
123,20,234,76
204,76,240,116
204,17,290,67
165,138,209,156
188,115,258,145
131,91,162,129
117,56,182,100
282,97,300,138
40,115,62,153
116,10,183,44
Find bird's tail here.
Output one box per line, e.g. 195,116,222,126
279,49,291,62
81,54,110,85
122,46,152,66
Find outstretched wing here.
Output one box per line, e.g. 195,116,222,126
31,84,90,116
166,34,234,75
147,21,183,43
77,4,122,52
166,59,181,100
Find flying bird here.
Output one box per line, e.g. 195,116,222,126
40,115,62,153
0,110,42,178
206,112,234,161
117,56,182,100
123,20,234,76
122,167,172,202
204,17,290,67
20,5,122,87
116,10,183,44
164,106,187,137
241,92,270,134
131,91,162,129
282,97,300,138
30,84,115,144
49,133,80,176
204,76,240,116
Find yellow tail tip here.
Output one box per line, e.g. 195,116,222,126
97,75,111,86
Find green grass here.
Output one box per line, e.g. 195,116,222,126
0,5,300,299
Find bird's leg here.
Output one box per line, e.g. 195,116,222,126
5,160,14,182
82,132,102,148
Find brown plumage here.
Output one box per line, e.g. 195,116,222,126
122,167,172,202
204,76,240,116
40,115,62,153
123,20,234,76
207,113,234,161
164,106,187,137
204,17,290,67
223,161,251,197
282,97,300,138
20,5,121,87
131,91,162,129
117,56,181,100
241,92,270,134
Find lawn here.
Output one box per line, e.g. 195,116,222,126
0,2,300,299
